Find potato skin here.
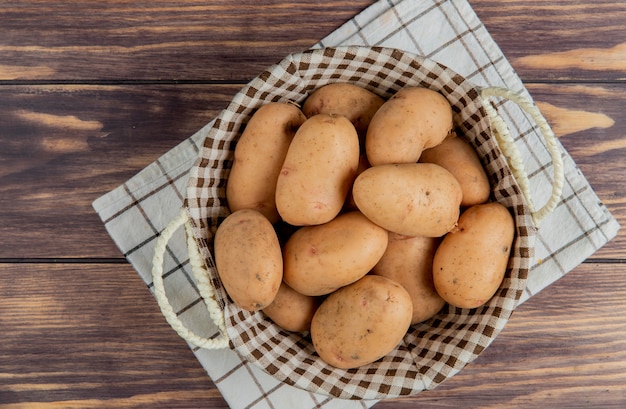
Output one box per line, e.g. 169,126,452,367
226,102,306,223
213,209,283,311
262,281,320,333
352,163,462,237
420,133,490,207
366,86,453,166
302,82,385,142
372,233,445,324
310,275,413,369
433,202,515,309
282,211,388,296
275,113,360,226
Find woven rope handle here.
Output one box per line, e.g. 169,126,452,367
481,86,564,226
151,208,229,350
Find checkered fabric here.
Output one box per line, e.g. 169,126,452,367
184,46,535,400
93,0,619,407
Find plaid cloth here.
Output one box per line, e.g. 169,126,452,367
93,0,620,407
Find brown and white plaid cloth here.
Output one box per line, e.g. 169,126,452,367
93,0,620,407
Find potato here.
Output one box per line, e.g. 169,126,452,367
262,281,320,333
275,113,360,226
366,86,453,165
433,202,515,309
282,211,388,296
302,82,385,143
226,102,307,223
213,209,283,311
310,275,413,369
420,132,490,207
372,233,445,324
352,163,462,237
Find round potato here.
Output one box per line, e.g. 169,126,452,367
282,211,388,296
275,113,360,226
310,275,413,369
226,102,307,223
213,209,283,311
372,233,445,324
352,163,462,237
302,82,385,143
433,202,515,309
366,86,453,165
262,281,320,333
420,132,490,207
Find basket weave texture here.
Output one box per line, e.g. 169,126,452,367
184,46,536,400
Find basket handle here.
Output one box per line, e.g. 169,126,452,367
480,86,564,226
151,208,229,350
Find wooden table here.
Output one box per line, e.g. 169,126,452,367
1,1,625,408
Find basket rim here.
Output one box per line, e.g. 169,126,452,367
182,45,537,400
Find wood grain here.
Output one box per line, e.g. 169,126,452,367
1,0,625,408
0,1,373,82
471,0,626,81
0,84,240,258
0,1,624,82
0,263,228,408
2,262,624,407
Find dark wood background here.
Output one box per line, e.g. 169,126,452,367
1,1,625,408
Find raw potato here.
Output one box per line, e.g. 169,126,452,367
275,113,360,226
352,163,462,237
372,233,445,324
282,211,388,296
302,82,385,142
420,133,490,207
214,209,283,311
366,86,453,165
433,202,515,309
262,281,320,333
227,102,307,223
310,275,413,369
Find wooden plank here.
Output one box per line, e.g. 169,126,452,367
0,263,229,408
0,83,623,259
472,0,626,81
0,84,240,258
2,262,624,407
1,1,625,82
0,0,373,82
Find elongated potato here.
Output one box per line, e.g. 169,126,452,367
262,281,320,333
420,133,490,207
433,202,515,309
275,113,360,226
311,275,413,369
366,86,453,165
302,82,385,142
352,163,462,237
372,233,445,324
282,211,388,296
214,209,283,311
226,102,306,224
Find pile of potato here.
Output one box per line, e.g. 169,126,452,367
214,83,515,370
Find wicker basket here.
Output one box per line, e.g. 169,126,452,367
151,46,563,400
